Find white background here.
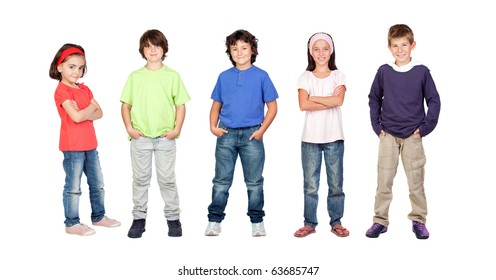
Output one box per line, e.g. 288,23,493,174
1,0,495,279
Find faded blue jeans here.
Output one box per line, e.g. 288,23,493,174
301,141,344,228
207,123,265,223
62,149,105,227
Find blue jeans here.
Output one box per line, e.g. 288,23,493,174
62,149,105,227
301,141,344,228
207,123,265,223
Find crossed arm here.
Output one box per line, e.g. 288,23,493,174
61,98,102,123
298,85,346,111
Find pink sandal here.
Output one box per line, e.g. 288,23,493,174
294,226,316,238
331,225,350,237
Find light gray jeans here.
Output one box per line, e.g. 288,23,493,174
130,137,180,220
373,132,427,226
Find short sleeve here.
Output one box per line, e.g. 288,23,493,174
79,83,94,100
333,70,346,86
297,71,309,92
120,73,134,105
54,86,71,107
211,75,222,102
172,73,191,106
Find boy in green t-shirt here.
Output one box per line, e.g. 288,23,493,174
121,29,191,238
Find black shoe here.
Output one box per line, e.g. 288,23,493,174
167,220,182,237
128,219,146,238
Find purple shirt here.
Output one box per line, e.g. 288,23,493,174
368,64,441,138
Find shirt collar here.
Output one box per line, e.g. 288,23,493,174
388,58,421,72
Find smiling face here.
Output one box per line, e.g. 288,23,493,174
229,40,253,70
57,55,86,87
388,36,416,67
143,41,165,64
311,39,332,67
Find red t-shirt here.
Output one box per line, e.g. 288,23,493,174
54,82,98,151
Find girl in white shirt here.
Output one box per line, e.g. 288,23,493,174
294,32,349,238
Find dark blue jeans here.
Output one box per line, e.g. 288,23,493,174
207,123,265,223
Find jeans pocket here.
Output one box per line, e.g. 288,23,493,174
218,121,227,130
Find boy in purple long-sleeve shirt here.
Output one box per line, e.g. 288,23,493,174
365,24,441,239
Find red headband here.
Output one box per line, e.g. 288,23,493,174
57,47,85,66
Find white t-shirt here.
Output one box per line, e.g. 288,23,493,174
297,70,346,143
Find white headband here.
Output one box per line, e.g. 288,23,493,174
308,33,334,54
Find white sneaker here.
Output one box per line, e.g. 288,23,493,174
205,222,221,236
252,222,266,237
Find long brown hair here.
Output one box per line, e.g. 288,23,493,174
305,32,337,71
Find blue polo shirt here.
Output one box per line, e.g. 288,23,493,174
211,65,279,128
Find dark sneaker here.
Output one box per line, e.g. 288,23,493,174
128,219,146,238
365,222,388,238
412,221,429,239
167,220,182,237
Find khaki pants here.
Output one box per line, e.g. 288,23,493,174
373,133,427,226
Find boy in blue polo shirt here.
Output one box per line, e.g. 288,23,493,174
205,29,279,237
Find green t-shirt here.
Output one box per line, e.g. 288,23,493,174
121,65,191,138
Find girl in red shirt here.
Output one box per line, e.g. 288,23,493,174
49,43,120,236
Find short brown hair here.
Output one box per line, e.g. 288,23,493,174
139,29,168,61
225,29,258,66
388,24,414,46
